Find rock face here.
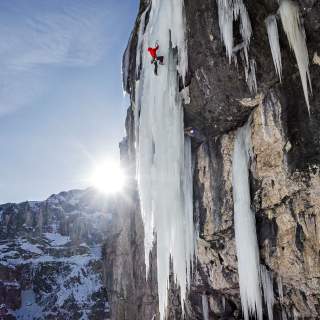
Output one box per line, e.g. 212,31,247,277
110,0,320,319
0,189,113,320
102,138,159,320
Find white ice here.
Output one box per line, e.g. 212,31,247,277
277,275,284,303
216,0,252,65
279,0,312,114
134,0,194,319
232,122,263,320
260,265,275,320
245,59,257,94
265,15,282,82
202,294,209,320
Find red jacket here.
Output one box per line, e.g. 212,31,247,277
147,45,159,59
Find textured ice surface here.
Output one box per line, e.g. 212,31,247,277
216,0,252,64
260,265,275,320
279,0,312,113
265,15,282,82
245,59,257,94
134,0,194,318
202,294,209,320
232,122,263,320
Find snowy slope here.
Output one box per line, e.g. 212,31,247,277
0,189,113,320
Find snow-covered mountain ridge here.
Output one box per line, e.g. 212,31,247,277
0,188,114,320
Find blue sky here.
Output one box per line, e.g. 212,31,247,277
0,0,139,203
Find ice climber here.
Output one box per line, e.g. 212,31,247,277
147,42,164,75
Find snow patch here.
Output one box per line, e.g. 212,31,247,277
13,289,43,320
20,241,43,255
44,232,71,246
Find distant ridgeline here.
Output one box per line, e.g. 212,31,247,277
0,189,116,320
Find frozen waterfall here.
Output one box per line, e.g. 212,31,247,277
232,122,263,320
133,0,194,319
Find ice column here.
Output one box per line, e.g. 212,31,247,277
265,15,282,82
134,0,194,319
232,122,263,320
202,294,209,320
279,0,312,113
261,265,275,320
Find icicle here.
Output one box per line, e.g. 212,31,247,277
245,59,257,94
216,0,252,64
234,0,252,53
279,0,312,114
293,308,299,319
134,0,193,319
217,0,234,63
277,276,284,303
184,136,195,281
202,294,209,320
260,265,275,320
232,122,263,320
282,310,288,320
265,15,282,82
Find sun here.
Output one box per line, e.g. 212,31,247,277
89,159,126,194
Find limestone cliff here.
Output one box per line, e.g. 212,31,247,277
106,0,320,319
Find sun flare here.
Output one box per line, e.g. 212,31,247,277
89,159,126,194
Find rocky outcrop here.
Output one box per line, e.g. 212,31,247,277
115,0,320,319
0,189,113,320
102,137,159,320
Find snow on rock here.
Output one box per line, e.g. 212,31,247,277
279,0,312,113
134,0,194,318
232,122,263,320
20,241,43,255
0,189,112,319
13,289,43,320
44,232,70,246
265,15,282,82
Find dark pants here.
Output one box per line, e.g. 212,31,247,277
153,56,164,75
157,56,164,64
